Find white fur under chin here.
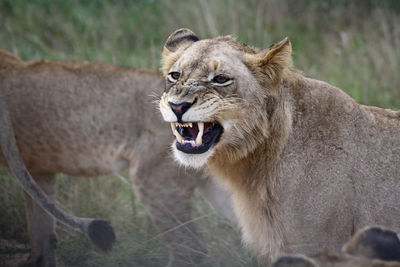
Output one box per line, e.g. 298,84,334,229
172,143,214,169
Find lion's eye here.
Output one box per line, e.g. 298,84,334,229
168,72,181,82
211,75,232,86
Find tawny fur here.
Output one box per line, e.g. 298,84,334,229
159,29,400,262
0,50,236,267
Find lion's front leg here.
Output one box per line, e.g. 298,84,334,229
23,173,57,267
131,161,206,267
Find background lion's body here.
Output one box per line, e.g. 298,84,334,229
0,51,235,266
1,55,158,175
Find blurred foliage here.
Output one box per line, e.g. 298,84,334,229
0,0,399,266
1,0,399,107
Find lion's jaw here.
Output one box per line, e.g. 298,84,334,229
160,87,241,168
171,142,215,168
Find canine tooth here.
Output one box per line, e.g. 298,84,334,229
170,122,183,143
196,122,204,146
189,122,193,128
170,122,176,132
174,130,183,143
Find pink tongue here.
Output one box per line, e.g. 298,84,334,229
187,123,199,139
183,122,213,140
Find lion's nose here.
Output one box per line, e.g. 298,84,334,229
168,101,195,123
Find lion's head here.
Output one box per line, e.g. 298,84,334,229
159,28,292,168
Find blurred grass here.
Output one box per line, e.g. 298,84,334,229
1,0,399,107
0,170,250,267
0,0,399,266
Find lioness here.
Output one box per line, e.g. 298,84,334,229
0,50,235,267
0,85,116,256
159,29,400,261
273,227,400,267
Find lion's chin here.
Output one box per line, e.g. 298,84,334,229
172,143,214,169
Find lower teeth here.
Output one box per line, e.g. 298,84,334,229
182,140,197,146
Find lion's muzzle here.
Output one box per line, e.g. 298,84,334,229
168,100,195,123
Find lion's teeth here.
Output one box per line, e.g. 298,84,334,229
182,140,196,146
170,122,175,132
170,122,183,143
196,122,204,146
177,122,192,127
171,122,203,146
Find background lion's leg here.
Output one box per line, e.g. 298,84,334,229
23,173,57,267
130,161,206,267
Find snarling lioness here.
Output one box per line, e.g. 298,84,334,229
159,29,400,262
0,50,235,267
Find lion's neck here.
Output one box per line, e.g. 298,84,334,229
208,82,294,259
208,147,286,259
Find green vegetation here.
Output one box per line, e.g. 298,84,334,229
0,0,399,266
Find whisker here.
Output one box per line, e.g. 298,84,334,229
148,92,161,100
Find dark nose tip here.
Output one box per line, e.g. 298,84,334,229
168,101,194,122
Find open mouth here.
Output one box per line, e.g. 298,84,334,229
170,121,223,154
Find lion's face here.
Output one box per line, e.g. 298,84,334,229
159,29,292,168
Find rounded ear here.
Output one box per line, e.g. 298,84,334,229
164,28,199,53
272,254,316,267
342,226,400,262
161,28,199,75
245,37,292,88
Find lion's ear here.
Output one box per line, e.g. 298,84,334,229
161,29,199,75
164,28,199,53
245,37,292,87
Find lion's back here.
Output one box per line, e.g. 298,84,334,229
0,53,165,175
